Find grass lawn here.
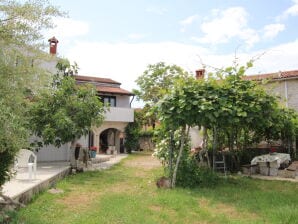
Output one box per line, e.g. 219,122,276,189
12,152,298,224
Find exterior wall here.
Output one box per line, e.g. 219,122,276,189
105,107,134,122
77,135,89,148
35,143,70,162
264,79,298,111
286,79,298,110
116,95,131,108
189,126,203,148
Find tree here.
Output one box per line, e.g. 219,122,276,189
0,0,63,219
0,0,62,178
29,71,105,147
134,62,191,104
157,62,298,187
124,113,141,154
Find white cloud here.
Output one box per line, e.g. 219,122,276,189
263,23,285,39
128,33,146,40
277,0,298,21
47,18,90,39
179,15,198,32
64,39,298,106
180,15,198,26
285,4,298,16
249,39,298,74
196,7,259,47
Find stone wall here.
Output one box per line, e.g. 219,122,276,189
139,136,155,151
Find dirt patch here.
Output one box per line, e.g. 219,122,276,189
149,205,162,212
124,155,161,170
57,191,100,212
198,197,260,221
104,181,133,194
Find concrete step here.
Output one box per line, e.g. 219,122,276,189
90,155,113,164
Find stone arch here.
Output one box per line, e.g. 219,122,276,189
92,122,128,154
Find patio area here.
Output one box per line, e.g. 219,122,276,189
2,162,71,204
2,154,128,204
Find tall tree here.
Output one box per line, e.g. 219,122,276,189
29,59,105,147
134,62,191,104
0,0,63,190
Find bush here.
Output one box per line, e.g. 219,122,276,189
176,153,219,188
124,122,140,153
139,129,154,138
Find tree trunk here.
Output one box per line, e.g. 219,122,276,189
169,131,174,186
199,127,210,168
171,126,189,188
212,126,218,171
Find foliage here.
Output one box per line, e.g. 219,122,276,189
0,101,28,187
29,76,105,147
139,129,154,138
124,111,142,153
176,155,219,188
0,0,63,188
134,62,191,104
153,126,217,187
156,61,298,186
0,0,63,46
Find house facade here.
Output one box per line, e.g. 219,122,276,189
75,75,134,155
35,37,134,161
244,70,298,111
35,75,134,161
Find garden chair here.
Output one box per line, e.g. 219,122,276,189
15,149,37,180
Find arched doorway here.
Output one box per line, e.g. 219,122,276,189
99,128,123,154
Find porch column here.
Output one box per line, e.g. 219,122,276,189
94,133,100,153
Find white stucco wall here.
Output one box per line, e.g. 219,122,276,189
189,126,203,148
116,95,131,108
35,143,70,162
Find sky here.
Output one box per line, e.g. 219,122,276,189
46,0,298,107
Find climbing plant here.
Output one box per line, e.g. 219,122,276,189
157,62,298,187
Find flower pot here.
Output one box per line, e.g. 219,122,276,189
90,150,97,158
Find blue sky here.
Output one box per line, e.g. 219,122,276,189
47,0,298,106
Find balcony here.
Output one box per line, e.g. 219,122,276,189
104,107,134,122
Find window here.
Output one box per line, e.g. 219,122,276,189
100,95,116,107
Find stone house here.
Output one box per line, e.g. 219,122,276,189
244,70,298,111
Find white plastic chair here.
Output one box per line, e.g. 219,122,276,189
15,149,37,180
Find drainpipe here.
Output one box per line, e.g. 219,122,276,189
130,95,135,108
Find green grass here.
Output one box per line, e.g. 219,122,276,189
11,153,298,224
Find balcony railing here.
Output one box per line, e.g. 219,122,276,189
104,107,134,122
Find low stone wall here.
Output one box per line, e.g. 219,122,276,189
14,167,71,204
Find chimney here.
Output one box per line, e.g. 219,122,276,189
195,69,205,79
48,36,59,55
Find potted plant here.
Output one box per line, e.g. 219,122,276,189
89,146,97,158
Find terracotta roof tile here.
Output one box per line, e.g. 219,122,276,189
96,86,134,96
74,75,121,85
244,70,298,81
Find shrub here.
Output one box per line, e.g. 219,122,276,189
176,152,219,188
124,122,140,153
153,127,219,188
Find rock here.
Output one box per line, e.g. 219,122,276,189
48,188,64,194
156,177,171,189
